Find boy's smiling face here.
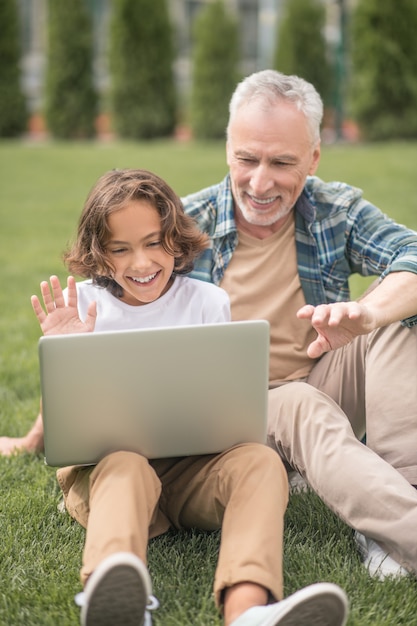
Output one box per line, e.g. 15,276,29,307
105,199,175,306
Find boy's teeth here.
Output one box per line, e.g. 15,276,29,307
132,272,157,284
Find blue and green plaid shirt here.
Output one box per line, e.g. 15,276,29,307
183,174,417,326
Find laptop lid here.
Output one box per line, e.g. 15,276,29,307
39,320,270,467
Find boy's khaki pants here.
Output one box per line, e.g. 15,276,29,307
267,321,417,576
57,442,288,607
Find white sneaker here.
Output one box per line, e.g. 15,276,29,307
75,552,159,626
354,531,410,580
229,582,348,626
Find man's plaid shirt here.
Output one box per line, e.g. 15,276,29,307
182,174,417,327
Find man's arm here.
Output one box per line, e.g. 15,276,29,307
297,271,417,359
358,271,417,323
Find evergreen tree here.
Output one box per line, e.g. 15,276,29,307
45,0,97,139
274,0,332,106
109,0,177,140
351,0,417,140
0,0,27,137
190,0,239,140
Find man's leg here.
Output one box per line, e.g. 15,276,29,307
308,321,417,484
365,322,417,484
267,381,417,576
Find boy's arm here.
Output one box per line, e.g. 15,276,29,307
32,275,96,335
0,275,96,457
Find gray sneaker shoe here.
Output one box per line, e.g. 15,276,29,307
229,582,348,626
354,531,410,580
75,552,159,626
287,470,309,494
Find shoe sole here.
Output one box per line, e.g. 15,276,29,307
263,583,348,626
81,553,151,626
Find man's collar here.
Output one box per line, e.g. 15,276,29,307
212,174,237,238
295,183,316,223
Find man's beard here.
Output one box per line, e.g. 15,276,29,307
235,192,292,227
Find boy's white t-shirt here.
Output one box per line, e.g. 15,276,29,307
69,275,231,331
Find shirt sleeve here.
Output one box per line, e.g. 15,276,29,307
201,284,231,324
345,197,417,278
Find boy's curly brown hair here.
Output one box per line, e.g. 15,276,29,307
63,169,209,298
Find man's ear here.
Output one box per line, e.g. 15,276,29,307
309,143,321,175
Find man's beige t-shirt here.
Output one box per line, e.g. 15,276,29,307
220,213,317,385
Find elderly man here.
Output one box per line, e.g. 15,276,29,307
182,69,417,580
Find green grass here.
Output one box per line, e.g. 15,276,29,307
0,138,416,625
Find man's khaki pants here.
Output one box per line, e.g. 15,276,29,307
267,321,417,575
57,443,288,607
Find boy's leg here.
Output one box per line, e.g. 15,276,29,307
159,443,288,607
58,450,170,585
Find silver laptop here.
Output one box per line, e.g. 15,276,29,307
39,320,270,467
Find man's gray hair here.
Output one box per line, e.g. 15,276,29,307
227,69,323,145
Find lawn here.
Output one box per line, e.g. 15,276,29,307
0,138,416,625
